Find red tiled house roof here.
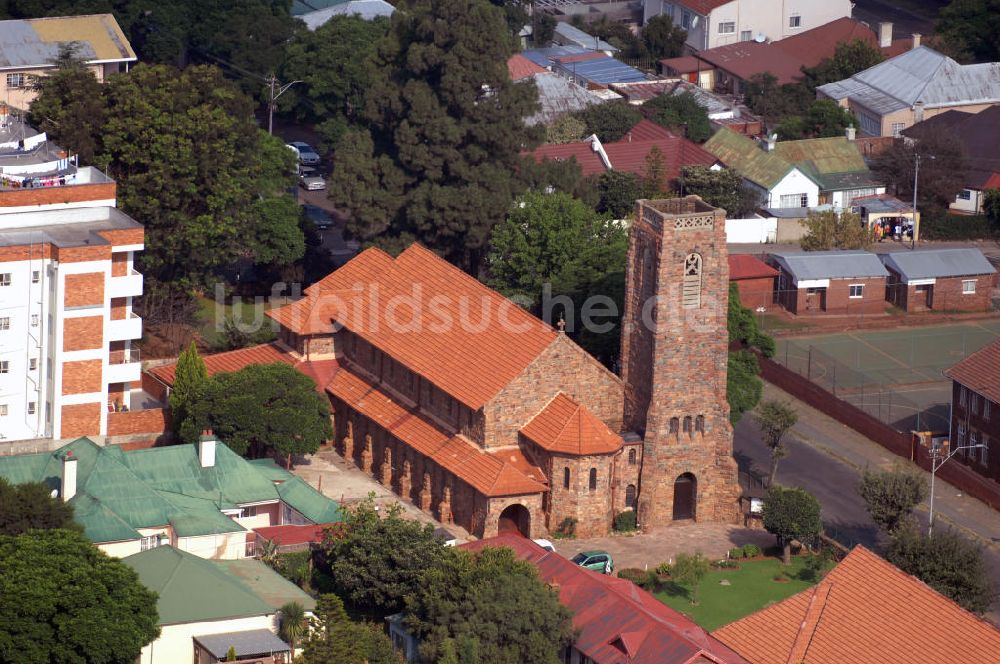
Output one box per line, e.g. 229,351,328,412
521,392,623,455
713,546,1000,663
462,535,748,664
676,0,733,14
508,53,546,81
945,337,1000,405
253,523,336,547
728,254,778,281
531,141,608,177
148,342,296,386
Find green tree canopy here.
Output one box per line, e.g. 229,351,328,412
743,73,812,120
936,0,1000,63
330,0,541,272
873,125,970,212
404,545,574,664
680,166,760,218
802,39,884,89
858,465,928,535
169,341,208,429
776,99,858,140
0,478,79,536
754,400,798,486
887,525,996,614
573,101,643,142
642,14,687,60
28,45,105,163
670,552,711,605
0,528,160,663
278,601,308,655
179,362,332,465
545,114,587,144
301,594,402,664
595,170,643,218
644,92,712,142
762,486,823,564
800,210,873,251
321,497,448,618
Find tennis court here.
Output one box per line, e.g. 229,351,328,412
774,320,1000,432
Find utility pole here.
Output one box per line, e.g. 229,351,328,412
266,74,302,136
911,153,934,250
924,438,985,537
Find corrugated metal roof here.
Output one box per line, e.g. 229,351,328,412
552,53,649,85
880,248,996,281
704,128,796,189
771,250,889,280
300,0,394,29
212,559,317,612
0,15,135,69
527,72,606,126
553,22,618,53
773,137,867,176
194,630,291,659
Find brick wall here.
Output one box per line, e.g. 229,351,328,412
950,381,1000,484
56,245,110,263
107,408,170,437
61,402,102,438
483,334,624,449
142,372,169,403
612,442,642,514
62,316,104,351
64,272,105,307
921,276,992,313
305,334,336,357
0,243,52,262
734,277,775,309
62,359,103,394
785,277,887,315
0,182,116,209
541,449,616,537
110,297,127,320
111,252,128,277
98,228,144,247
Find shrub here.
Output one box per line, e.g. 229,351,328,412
655,561,672,576
728,547,744,560
919,212,996,241
713,559,740,569
553,517,577,539
614,510,637,532
741,544,762,558
617,568,647,585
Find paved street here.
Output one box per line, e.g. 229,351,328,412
851,0,941,41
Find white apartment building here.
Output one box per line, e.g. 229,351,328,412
0,116,143,443
644,0,852,52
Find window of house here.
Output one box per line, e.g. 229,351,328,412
243,505,258,518
958,422,966,447
140,535,161,551
963,279,976,294
957,189,972,200
30,314,38,327
682,10,692,29
29,358,37,371
970,429,979,456
6,73,24,88
683,253,702,309
589,468,597,491
0,317,8,331
981,436,990,465
628,448,637,465
27,401,35,415
960,385,968,407
789,15,801,28
780,193,808,208
718,21,735,34
31,271,39,283
740,30,752,41
0,360,8,373
857,111,880,136
849,284,864,298
984,399,991,421
0,273,10,286
695,415,705,433
625,484,637,508
891,122,906,137
972,393,980,414
0,404,7,416
669,417,679,434
683,416,692,434
563,467,570,489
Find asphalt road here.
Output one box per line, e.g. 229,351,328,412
851,0,941,40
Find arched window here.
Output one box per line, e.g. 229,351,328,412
589,468,597,491
670,417,679,434
695,415,705,433
628,448,637,465
683,253,702,309
683,416,692,434
563,467,570,489
625,484,637,508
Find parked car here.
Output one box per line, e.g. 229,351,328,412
571,550,613,574
302,205,333,230
286,141,321,166
532,538,556,553
298,169,326,191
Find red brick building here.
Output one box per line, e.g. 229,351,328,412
770,250,889,315
881,248,996,313
944,340,1000,484
728,254,778,310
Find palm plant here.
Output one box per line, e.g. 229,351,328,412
278,601,307,654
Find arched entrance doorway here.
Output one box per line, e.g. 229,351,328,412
497,504,531,537
672,473,697,521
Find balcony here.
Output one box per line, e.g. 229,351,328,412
107,348,141,384
109,270,143,299
108,312,142,341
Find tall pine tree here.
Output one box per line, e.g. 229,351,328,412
170,341,208,435
329,0,542,272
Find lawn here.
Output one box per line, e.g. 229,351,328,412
655,556,823,631
195,295,289,347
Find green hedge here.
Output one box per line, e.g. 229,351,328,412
920,213,996,241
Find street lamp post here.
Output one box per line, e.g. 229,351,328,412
266,75,302,136
910,153,935,250
925,439,985,537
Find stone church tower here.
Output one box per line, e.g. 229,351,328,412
621,197,741,528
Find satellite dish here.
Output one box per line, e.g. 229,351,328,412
754,33,766,43
50,489,58,499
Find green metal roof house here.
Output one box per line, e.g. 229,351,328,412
0,433,341,560
124,545,315,664
703,128,885,213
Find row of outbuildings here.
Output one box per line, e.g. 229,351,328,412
729,248,997,315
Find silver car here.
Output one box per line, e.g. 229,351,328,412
299,171,326,191
287,141,321,166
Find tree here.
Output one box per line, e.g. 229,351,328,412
873,125,970,212
545,114,587,144
728,351,763,426
858,465,928,535
802,39,884,90
776,99,858,140
680,166,760,218
533,12,557,47
179,363,332,465
28,45,105,163
936,0,1000,64
642,14,687,60
330,0,541,272
0,528,160,663
728,282,775,357
743,73,812,120
281,16,390,148
279,601,307,655
595,170,643,218
670,552,711,605
573,101,643,142
404,545,574,664
644,92,712,142
300,594,402,664
986,189,1000,226
169,341,208,430
321,497,448,618
754,401,798,486
887,526,996,614
0,478,79,536
226,646,237,661
642,145,670,196
762,486,823,564
800,210,873,251
577,16,647,59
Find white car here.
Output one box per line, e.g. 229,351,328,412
286,141,321,166
532,538,556,553
298,171,326,191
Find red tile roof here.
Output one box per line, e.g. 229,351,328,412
712,546,1000,664
327,365,546,497
945,337,1000,405
270,244,558,410
521,393,622,455
266,293,343,335
676,0,734,14
148,343,295,386
294,359,341,394
462,535,748,664
531,141,608,177
728,254,778,281
508,54,546,81
623,118,676,141
983,172,1000,190
660,56,704,74
253,523,335,547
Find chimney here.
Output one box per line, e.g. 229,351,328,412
914,101,925,123
912,33,921,49
878,22,893,49
199,429,217,468
845,124,856,141
764,134,776,152
61,451,77,502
